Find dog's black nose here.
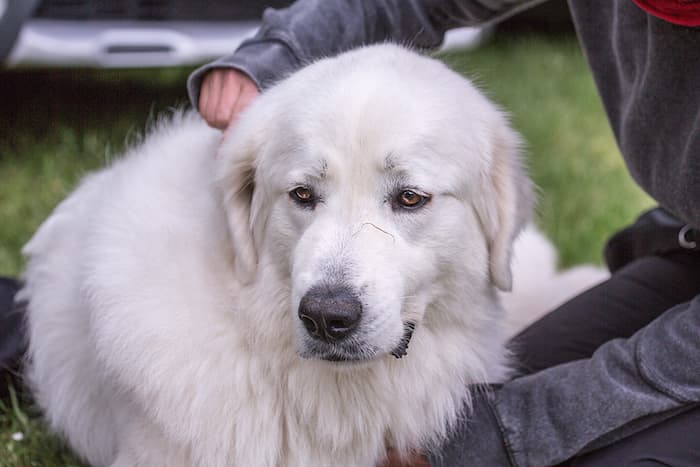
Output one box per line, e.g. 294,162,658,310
298,285,362,341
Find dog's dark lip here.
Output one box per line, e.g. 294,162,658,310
295,351,374,365
299,343,379,363
317,347,377,363
324,353,351,362
390,321,416,359
322,354,367,363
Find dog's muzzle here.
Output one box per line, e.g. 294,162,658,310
297,285,417,361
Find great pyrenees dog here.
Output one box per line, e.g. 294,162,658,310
20,44,605,466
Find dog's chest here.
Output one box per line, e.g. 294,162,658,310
223,353,473,467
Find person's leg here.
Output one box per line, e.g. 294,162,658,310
510,251,700,465
511,250,700,374
570,405,700,466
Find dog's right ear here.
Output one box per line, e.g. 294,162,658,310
217,135,260,282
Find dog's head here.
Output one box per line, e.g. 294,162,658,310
218,45,533,363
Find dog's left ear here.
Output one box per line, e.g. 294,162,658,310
473,124,534,291
217,134,262,283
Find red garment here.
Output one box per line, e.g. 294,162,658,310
632,0,700,26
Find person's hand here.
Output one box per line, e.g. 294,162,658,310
199,68,260,133
381,448,431,467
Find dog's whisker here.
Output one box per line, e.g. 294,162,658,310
352,222,396,243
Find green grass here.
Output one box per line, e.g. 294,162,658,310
0,382,85,467
0,67,194,276
0,33,651,465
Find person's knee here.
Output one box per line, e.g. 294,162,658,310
570,406,700,466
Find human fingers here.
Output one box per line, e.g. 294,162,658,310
200,69,259,131
198,73,211,119
211,70,245,130
221,76,260,142
200,70,224,129
230,74,259,124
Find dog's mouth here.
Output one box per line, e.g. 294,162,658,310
323,353,367,363
301,321,418,363
304,344,378,363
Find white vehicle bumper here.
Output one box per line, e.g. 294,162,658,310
6,19,260,68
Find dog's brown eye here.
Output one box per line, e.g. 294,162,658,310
397,190,428,210
399,191,421,206
290,186,315,206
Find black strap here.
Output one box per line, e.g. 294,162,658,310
604,207,699,273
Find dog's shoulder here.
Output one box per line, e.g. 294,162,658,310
24,111,233,316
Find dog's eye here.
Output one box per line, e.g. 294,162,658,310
290,186,315,207
396,190,429,210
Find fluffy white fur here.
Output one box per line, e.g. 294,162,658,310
20,45,604,467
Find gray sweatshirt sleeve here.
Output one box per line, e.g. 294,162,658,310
429,297,700,466
187,0,544,108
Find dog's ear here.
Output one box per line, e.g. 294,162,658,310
218,135,261,282
473,124,534,291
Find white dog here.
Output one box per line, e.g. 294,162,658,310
20,44,604,467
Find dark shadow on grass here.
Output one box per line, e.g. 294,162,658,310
0,67,195,152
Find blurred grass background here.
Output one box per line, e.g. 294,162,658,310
0,33,652,465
